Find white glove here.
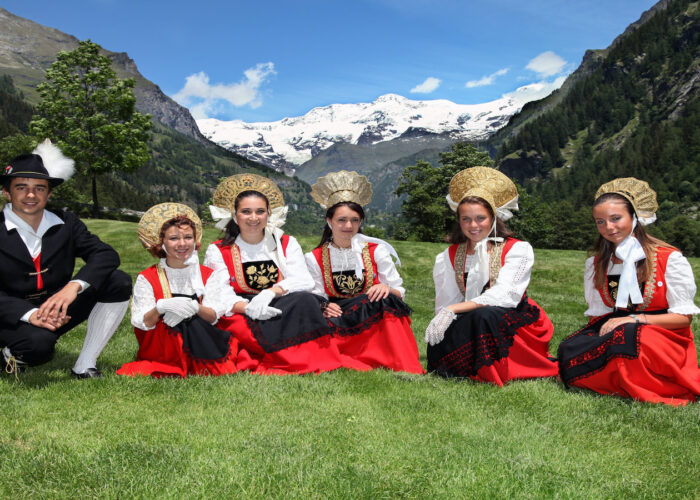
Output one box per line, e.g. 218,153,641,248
425,307,457,346
156,297,199,318
248,305,283,321
163,311,185,327
245,289,277,319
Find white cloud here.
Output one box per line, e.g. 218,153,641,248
526,51,567,78
410,77,441,94
173,62,276,119
502,76,567,105
465,68,509,88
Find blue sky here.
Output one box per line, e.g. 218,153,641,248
3,0,658,122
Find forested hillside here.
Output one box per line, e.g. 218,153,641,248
489,0,700,255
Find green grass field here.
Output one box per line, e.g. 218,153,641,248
1,220,699,499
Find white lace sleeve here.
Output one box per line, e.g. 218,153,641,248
583,256,612,317
433,248,464,314
277,236,314,293
131,274,157,331
472,241,532,308
665,251,700,315
203,243,249,313
201,268,238,322
304,252,328,298
374,244,405,299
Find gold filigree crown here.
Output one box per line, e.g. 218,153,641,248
310,170,373,208
212,174,285,213
595,177,658,220
448,166,518,215
138,203,202,249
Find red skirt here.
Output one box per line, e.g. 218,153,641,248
329,294,423,374
117,317,239,378
558,313,700,406
427,296,558,386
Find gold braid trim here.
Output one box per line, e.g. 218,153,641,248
321,243,374,298
599,246,658,310
453,243,468,296
155,263,172,299
453,241,505,296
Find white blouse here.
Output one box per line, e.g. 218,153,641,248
131,259,236,331
583,252,700,317
433,240,534,314
304,243,406,299
203,235,314,308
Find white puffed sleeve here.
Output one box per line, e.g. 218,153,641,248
203,243,226,272
665,251,700,315
131,274,157,331
201,267,238,322
202,243,249,313
583,256,613,317
433,248,464,314
472,241,533,309
276,236,314,293
304,251,328,298
374,244,406,299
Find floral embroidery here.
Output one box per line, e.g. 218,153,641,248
320,243,374,298
231,244,283,294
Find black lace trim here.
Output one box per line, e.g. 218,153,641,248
328,294,412,338
428,296,540,378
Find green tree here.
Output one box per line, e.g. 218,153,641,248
395,143,493,242
30,40,152,216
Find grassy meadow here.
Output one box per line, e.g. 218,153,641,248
1,219,699,499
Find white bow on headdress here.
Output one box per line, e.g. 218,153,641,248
614,216,645,309
349,233,401,279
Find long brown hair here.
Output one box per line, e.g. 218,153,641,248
591,193,674,289
447,196,514,249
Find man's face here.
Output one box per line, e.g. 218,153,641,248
2,177,51,218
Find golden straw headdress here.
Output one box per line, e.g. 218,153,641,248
138,203,202,249
310,170,373,209
447,166,519,220
212,173,285,213
594,177,658,225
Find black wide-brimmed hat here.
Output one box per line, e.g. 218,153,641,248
1,140,75,189
2,154,64,188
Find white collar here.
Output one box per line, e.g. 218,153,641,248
3,204,63,237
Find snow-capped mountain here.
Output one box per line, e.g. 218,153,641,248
197,90,547,173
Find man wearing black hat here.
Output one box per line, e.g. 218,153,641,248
0,140,132,378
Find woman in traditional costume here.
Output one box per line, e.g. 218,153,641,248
205,174,350,375
117,203,239,377
557,178,700,405
425,167,558,384
304,171,423,374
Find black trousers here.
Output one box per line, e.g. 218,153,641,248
0,269,132,366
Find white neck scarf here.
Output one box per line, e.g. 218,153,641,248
162,250,205,297
613,216,645,309
464,218,502,301
349,233,401,279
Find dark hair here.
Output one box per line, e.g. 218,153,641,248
315,201,365,248
149,215,199,258
220,190,270,246
446,196,514,247
591,192,673,290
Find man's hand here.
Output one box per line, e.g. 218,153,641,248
29,309,71,331
37,282,81,324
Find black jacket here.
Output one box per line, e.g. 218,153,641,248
0,209,121,326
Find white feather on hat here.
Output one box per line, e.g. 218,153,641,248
32,139,75,181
